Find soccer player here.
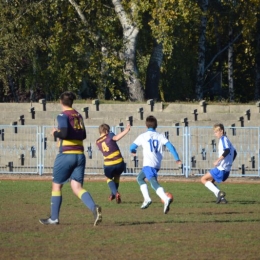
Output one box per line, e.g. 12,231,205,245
130,115,182,214
96,123,131,203
39,91,102,226
201,123,237,204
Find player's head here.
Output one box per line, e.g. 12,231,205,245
146,115,157,129
99,123,110,135
213,123,225,136
59,91,76,107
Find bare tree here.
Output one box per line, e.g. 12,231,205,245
228,25,234,102
195,0,208,100
145,41,163,101
112,0,144,101
255,13,260,100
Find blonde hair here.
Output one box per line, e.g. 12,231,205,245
98,124,110,135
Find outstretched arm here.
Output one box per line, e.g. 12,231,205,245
112,123,131,141
165,142,182,164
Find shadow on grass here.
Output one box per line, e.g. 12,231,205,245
204,200,259,205
115,218,260,226
232,200,260,204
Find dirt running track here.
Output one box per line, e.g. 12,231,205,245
0,174,260,184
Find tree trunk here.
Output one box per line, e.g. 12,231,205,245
228,26,234,102
195,0,208,100
145,41,163,101
255,14,260,100
8,76,18,102
112,0,144,101
213,14,223,97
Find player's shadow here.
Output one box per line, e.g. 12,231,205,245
232,200,260,205
115,219,176,226
204,200,260,205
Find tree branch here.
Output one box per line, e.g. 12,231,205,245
68,0,87,25
205,32,242,72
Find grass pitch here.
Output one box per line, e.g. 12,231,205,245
0,179,260,260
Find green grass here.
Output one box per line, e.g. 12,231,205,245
0,180,259,260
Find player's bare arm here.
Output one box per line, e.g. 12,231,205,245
113,123,131,141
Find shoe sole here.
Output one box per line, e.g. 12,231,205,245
39,219,59,225
216,191,226,204
164,199,173,214
220,198,228,204
141,201,152,209
116,194,121,204
94,206,102,226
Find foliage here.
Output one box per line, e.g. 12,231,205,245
0,0,259,102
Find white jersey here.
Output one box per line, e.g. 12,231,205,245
132,130,169,169
217,135,235,171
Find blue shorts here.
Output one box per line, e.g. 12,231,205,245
53,153,86,185
142,166,159,181
104,162,125,179
210,168,230,183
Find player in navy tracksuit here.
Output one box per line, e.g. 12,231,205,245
39,91,102,226
96,123,130,203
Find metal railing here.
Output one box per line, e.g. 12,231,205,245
0,125,259,178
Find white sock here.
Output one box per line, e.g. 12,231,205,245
205,181,219,197
156,187,168,202
140,184,151,201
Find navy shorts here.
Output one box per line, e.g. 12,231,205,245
104,162,125,179
210,167,230,183
53,153,86,185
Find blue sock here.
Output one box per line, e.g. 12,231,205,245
51,191,62,220
79,189,96,212
114,176,120,191
107,179,117,195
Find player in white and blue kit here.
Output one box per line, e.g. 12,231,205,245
130,116,182,214
201,123,237,203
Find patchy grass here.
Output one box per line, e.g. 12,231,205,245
0,180,259,260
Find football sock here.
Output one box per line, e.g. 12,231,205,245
205,181,219,197
79,189,96,212
114,176,120,191
51,191,62,220
107,179,118,195
140,184,151,201
156,187,168,202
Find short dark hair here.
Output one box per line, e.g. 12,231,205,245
213,123,224,132
59,91,76,107
146,115,157,129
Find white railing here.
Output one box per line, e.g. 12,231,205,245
0,125,259,178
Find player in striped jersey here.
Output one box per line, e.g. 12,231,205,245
39,91,102,226
96,123,131,203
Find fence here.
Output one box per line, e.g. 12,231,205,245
0,125,259,178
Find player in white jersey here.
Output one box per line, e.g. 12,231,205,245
130,116,182,214
201,123,237,204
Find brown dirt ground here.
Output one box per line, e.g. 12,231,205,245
0,173,260,184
